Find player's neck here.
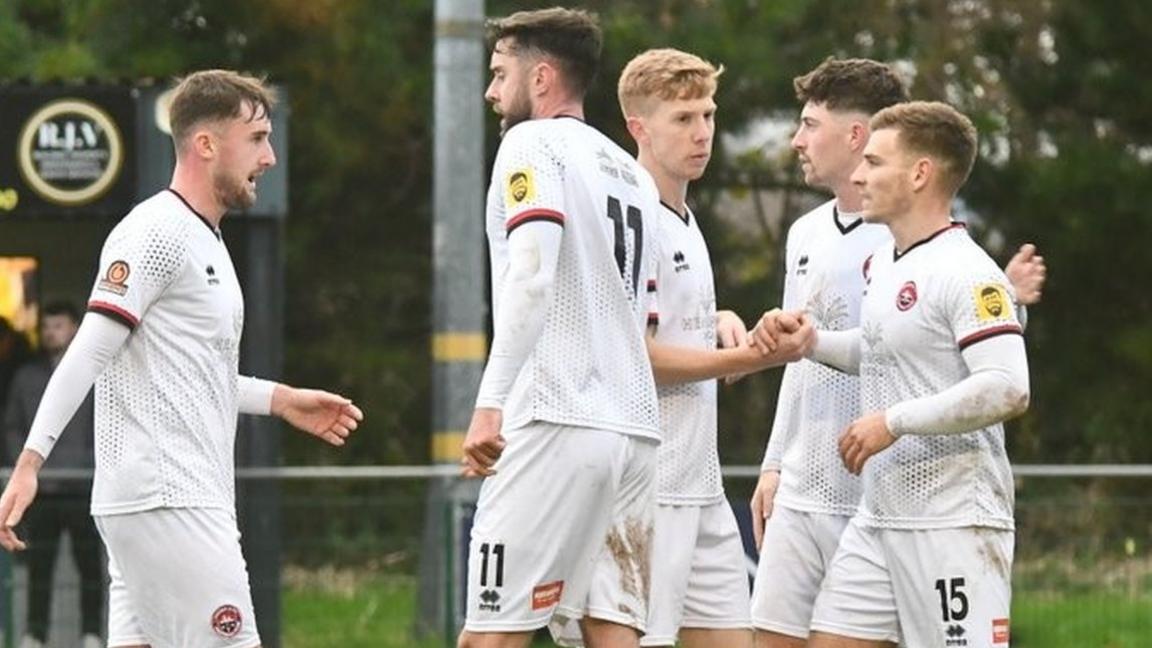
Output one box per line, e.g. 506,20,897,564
639,156,690,216
533,95,584,122
889,205,954,253
833,179,865,214
169,166,225,227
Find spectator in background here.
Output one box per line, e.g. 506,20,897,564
4,302,103,648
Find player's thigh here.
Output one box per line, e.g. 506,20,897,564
809,519,900,645
96,508,260,648
679,501,751,631
887,527,1014,648
638,504,701,646
751,507,848,639
465,424,633,635
680,627,752,648
550,435,657,646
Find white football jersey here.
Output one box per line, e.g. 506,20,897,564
651,204,722,505
766,200,891,515
485,118,660,440
87,189,245,515
857,224,1020,530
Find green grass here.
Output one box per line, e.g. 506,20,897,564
282,568,1151,647
1012,592,1152,648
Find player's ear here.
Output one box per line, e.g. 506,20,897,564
910,157,933,192
625,115,647,145
189,128,216,160
849,121,869,153
532,60,556,97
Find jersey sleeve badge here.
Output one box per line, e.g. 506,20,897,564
97,260,131,296
504,168,536,208
973,283,1011,322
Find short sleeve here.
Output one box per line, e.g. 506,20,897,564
494,125,567,233
942,265,1023,351
87,220,187,329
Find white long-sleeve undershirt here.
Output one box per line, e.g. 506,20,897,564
474,220,563,409
886,332,1029,436
24,313,277,461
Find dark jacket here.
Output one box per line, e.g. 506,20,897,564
3,356,95,495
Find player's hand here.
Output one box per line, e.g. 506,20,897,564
461,408,505,478
0,450,45,552
773,312,814,363
716,310,750,384
838,412,898,475
751,469,780,551
273,386,363,446
1005,243,1047,306
750,309,785,355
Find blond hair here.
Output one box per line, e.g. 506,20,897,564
871,101,978,194
618,48,723,118
169,70,277,152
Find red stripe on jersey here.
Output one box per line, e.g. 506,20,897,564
506,209,565,233
958,324,1022,351
647,313,659,326
647,279,657,293
88,301,140,329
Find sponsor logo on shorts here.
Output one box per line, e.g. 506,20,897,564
478,588,501,612
896,281,918,311
97,260,130,295
531,580,563,610
211,604,243,638
992,617,1010,644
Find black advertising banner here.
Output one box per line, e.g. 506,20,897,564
0,85,137,217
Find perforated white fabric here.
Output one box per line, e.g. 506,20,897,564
87,190,245,515
485,119,660,440
856,225,1020,530
764,200,891,515
650,205,722,505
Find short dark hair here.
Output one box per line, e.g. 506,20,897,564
42,300,80,323
486,7,602,97
794,57,909,115
870,101,979,194
169,70,277,152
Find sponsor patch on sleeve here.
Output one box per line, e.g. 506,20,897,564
504,168,536,208
96,260,131,296
974,283,1011,322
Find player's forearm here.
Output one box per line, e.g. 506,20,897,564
475,222,562,409
24,313,129,459
887,334,1030,436
808,328,861,374
646,338,744,385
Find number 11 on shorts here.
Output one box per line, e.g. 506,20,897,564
479,542,505,587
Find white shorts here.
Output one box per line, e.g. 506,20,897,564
639,501,752,646
96,507,260,648
750,506,849,638
811,517,1014,646
463,423,656,637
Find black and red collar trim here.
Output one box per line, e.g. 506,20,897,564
894,222,965,261
166,188,221,239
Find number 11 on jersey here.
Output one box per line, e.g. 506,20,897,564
606,195,643,295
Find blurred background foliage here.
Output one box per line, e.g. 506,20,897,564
2,0,1150,471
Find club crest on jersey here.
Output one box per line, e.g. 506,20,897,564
97,260,130,295
974,283,1010,322
896,281,918,311
211,604,243,638
505,168,536,207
